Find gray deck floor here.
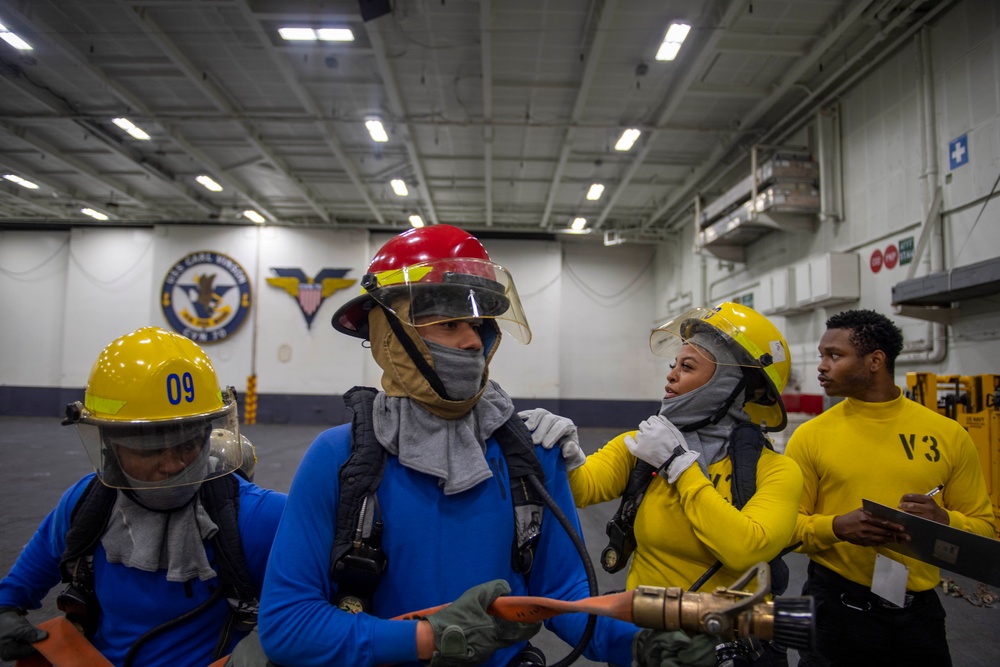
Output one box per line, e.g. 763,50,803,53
2,416,997,666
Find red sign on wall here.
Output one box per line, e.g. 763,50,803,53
870,248,883,273
884,244,899,269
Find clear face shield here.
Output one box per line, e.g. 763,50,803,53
650,307,765,367
364,257,532,344
69,387,243,489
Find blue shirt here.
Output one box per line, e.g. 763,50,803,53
0,474,285,667
258,422,638,667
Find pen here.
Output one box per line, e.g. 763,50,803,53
926,484,944,497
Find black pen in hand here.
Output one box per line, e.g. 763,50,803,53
926,484,944,498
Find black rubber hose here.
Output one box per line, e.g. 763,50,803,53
123,584,225,667
526,474,598,667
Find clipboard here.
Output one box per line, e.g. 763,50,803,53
862,499,1000,587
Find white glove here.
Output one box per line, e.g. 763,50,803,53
518,408,587,471
624,415,699,483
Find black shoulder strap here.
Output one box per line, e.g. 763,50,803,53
332,386,386,568
199,474,257,603
727,422,769,510
492,416,546,575
724,423,789,596
59,476,117,585
600,460,655,573
330,386,388,613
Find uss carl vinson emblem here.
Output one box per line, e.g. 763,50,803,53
161,251,252,343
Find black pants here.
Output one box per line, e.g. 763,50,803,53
797,561,951,667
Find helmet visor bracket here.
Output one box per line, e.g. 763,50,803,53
368,258,531,344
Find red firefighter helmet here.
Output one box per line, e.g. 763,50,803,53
332,225,531,343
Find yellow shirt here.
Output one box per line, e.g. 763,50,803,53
785,390,997,591
569,432,802,592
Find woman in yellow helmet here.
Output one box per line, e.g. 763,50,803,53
520,302,804,667
0,327,285,667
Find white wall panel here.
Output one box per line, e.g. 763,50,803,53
0,232,69,386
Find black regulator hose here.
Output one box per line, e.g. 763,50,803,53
123,584,225,667
526,474,599,667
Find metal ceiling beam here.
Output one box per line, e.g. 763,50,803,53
235,0,385,225
0,121,164,211
481,0,494,227
0,53,215,215
538,0,618,231
648,0,880,231
0,2,280,222
0,156,125,217
593,0,751,231
124,3,331,223
0,186,72,218
364,19,440,227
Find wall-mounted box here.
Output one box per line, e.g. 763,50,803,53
757,268,801,316
792,252,860,308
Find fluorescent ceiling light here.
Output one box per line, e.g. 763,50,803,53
408,214,424,228
317,28,354,42
365,119,389,143
243,210,266,224
278,27,317,41
0,23,32,51
3,174,39,189
196,175,223,192
112,117,151,141
390,179,408,196
656,22,691,61
81,208,109,221
614,129,641,151
586,183,605,201
571,217,587,231
279,27,354,42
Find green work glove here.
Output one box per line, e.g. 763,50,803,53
631,629,717,667
0,607,48,661
424,580,540,667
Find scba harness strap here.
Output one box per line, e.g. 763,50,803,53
600,421,790,596
57,474,259,660
330,386,546,614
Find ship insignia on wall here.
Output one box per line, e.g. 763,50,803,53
161,251,252,343
266,268,357,328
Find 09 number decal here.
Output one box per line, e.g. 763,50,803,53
166,372,195,405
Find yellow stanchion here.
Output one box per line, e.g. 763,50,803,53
245,374,258,425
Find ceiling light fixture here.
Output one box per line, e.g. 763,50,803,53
365,119,389,143
243,210,266,224
3,174,39,189
81,207,109,221
111,117,151,141
390,179,408,196
586,183,605,201
0,22,32,51
278,27,317,41
408,214,424,228
571,217,587,231
317,28,354,42
614,129,641,151
655,22,691,61
196,175,223,192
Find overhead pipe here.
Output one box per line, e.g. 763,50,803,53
898,26,947,365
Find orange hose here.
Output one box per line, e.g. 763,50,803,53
393,590,635,624
17,617,112,667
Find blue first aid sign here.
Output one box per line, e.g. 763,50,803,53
949,134,969,171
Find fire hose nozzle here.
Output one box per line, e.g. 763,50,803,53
631,562,816,652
